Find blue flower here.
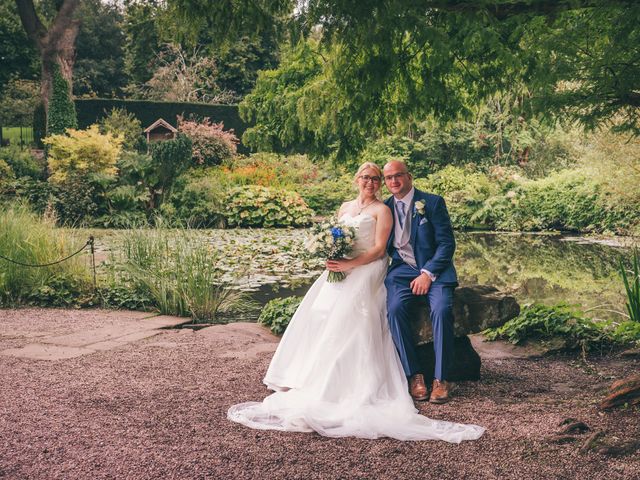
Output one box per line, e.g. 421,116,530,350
331,227,345,238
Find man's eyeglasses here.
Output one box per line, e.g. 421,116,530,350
359,175,382,184
383,172,408,182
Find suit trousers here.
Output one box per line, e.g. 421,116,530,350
385,262,455,380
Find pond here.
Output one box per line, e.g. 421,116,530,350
86,228,637,323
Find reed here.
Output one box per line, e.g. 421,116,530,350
0,204,91,305
620,248,640,322
110,226,254,321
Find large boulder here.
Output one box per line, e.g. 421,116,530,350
411,285,520,381
411,285,520,344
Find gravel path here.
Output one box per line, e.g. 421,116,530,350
1,308,638,480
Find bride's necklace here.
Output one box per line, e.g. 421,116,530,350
357,197,377,214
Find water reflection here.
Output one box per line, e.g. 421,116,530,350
456,232,632,321
251,232,634,322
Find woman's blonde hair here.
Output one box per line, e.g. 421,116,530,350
353,161,383,198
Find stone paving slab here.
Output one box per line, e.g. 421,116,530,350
0,309,189,360
2,343,96,360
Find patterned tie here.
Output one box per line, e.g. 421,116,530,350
397,200,406,228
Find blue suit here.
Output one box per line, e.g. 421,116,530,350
384,189,458,380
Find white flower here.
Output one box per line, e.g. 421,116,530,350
414,200,426,217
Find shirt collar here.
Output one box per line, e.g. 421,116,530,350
395,187,415,206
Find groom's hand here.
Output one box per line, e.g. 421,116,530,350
410,273,432,296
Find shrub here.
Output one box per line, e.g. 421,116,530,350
44,125,122,183
51,177,101,226
98,283,154,311
98,108,146,152
483,304,616,352
146,134,193,209
414,166,498,229
169,171,226,227
0,159,15,188
612,321,640,346
259,296,303,335
227,153,321,188
297,176,355,216
178,116,238,166
500,170,617,233
0,146,43,178
1,177,53,213
0,204,92,306
225,185,313,227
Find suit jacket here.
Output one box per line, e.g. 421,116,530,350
385,189,458,286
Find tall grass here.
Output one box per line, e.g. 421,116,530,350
620,249,640,322
0,204,92,305
109,226,254,322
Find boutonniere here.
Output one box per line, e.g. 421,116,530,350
414,200,426,217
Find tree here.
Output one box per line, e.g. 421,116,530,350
139,43,222,103
122,0,161,87
214,35,279,99
14,0,82,117
0,78,40,127
0,0,39,93
73,0,128,98
171,0,640,153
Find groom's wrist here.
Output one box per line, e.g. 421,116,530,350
420,269,436,281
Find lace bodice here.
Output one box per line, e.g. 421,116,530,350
339,213,377,255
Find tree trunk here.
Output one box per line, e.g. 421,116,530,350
15,0,80,114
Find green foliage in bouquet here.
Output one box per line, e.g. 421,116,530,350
259,296,303,335
225,185,313,228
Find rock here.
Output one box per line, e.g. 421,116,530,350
410,285,520,381
411,285,520,344
599,374,640,410
621,347,640,357
416,336,481,382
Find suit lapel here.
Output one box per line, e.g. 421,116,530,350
409,191,421,247
385,197,395,250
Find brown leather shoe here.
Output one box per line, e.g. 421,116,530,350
429,379,451,404
409,374,428,401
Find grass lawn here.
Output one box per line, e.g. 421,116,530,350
1,127,34,146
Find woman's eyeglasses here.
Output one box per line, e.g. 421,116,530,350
359,175,382,184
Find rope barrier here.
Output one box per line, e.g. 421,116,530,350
0,236,97,291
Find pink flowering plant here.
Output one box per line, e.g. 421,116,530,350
177,116,239,166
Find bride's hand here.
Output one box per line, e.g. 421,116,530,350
326,259,353,272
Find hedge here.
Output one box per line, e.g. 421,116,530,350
72,98,249,151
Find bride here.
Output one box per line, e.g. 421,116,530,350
228,162,485,442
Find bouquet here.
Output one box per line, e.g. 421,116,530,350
307,219,357,282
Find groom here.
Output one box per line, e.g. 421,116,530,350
383,160,458,404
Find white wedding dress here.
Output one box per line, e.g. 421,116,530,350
228,213,485,442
